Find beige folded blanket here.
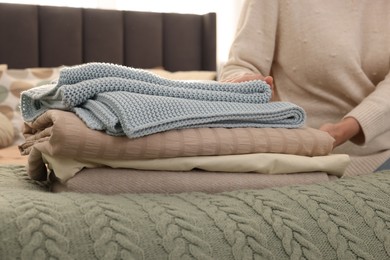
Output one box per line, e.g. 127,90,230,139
20,110,335,180
21,110,334,158
51,167,337,194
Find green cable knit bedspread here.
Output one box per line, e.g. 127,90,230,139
1,165,390,260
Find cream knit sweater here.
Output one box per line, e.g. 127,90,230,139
220,0,390,176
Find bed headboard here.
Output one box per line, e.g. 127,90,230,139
0,3,216,71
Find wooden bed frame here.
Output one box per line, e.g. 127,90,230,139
0,3,216,71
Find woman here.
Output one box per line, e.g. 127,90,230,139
220,0,390,176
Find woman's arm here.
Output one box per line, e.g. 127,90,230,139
321,72,390,148
344,73,390,145
219,0,279,81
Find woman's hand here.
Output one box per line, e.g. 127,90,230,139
319,117,363,148
221,72,274,93
222,72,273,87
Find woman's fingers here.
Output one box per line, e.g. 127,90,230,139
221,73,271,84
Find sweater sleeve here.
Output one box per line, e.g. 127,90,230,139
345,71,390,145
219,0,279,80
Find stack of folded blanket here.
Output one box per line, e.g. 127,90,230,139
19,63,350,193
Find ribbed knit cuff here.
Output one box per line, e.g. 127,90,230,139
345,100,387,145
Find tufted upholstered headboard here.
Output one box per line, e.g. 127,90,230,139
0,3,216,71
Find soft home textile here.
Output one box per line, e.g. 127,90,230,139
51,167,337,194
20,63,306,138
21,110,333,159
19,110,335,181
42,152,350,182
1,165,390,260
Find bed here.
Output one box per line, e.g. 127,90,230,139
1,3,390,260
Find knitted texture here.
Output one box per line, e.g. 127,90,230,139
74,92,306,137
57,63,268,95
1,164,390,259
20,63,306,138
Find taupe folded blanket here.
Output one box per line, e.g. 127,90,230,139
20,110,335,180
21,110,334,158
51,167,337,194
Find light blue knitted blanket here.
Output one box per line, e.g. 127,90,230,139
20,63,306,138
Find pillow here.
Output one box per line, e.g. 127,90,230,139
0,67,61,145
147,68,217,81
0,112,13,148
0,64,7,71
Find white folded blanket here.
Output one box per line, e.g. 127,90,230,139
42,153,351,182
